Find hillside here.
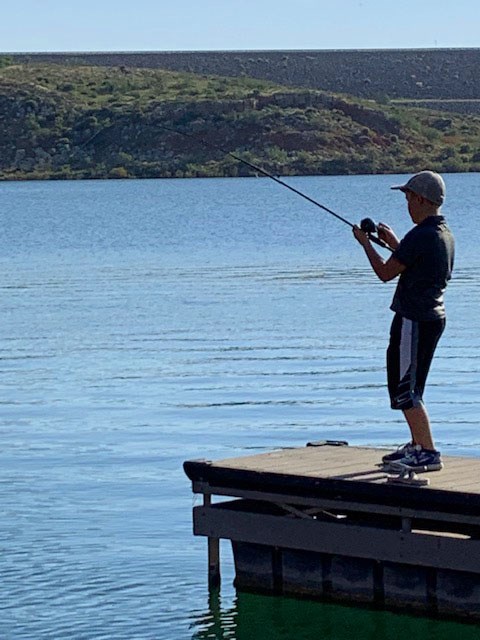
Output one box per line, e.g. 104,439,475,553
2,59,480,181
11,49,480,108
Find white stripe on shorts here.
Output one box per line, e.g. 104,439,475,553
399,318,413,380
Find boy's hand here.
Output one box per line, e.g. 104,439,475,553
377,223,400,250
352,225,371,247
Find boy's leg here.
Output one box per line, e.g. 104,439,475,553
403,317,446,451
383,316,441,470
387,314,445,452
403,404,435,451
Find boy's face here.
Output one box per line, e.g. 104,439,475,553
405,190,424,224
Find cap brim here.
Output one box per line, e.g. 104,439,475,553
390,184,408,192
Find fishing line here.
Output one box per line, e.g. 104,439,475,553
158,124,391,251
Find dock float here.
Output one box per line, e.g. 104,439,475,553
183,442,480,621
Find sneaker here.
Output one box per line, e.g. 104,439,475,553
389,445,443,473
381,442,415,464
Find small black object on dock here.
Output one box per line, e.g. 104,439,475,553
184,443,480,621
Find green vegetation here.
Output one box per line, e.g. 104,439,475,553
2,61,480,180
0,56,13,69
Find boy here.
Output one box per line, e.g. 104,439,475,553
353,170,455,472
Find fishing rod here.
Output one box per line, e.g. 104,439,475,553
158,124,391,251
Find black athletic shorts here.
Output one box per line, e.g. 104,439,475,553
387,313,445,411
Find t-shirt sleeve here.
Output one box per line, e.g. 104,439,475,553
392,228,421,267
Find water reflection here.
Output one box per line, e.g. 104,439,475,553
191,590,480,640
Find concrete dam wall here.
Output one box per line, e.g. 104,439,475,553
10,48,480,103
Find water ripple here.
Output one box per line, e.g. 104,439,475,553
1,176,479,638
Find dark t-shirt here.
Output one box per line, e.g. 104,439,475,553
390,215,455,321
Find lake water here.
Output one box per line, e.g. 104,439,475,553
1,174,479,639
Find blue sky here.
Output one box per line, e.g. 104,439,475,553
1,0,479,53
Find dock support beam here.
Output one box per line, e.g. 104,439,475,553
205,494,221,589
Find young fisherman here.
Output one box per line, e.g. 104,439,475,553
353,170,455,472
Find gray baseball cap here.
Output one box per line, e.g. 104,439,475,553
391,170,446,206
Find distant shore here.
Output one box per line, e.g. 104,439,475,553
2,56,480,181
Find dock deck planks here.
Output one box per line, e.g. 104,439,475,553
200,445,480,491
184,444,480,515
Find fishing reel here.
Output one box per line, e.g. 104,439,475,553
360,218,378,234
359,218,390,250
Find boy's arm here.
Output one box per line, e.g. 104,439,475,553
353,226,405,282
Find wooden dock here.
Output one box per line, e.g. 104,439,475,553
184,442,480,622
